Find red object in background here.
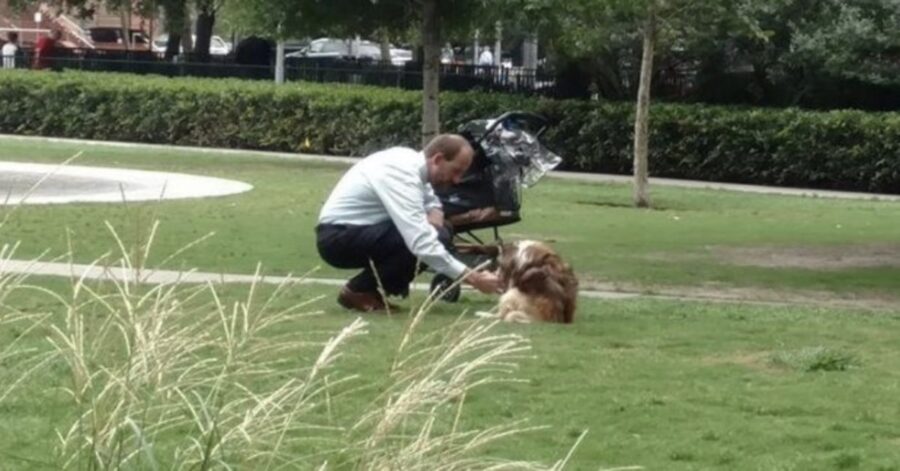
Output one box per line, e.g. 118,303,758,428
33,35,56,69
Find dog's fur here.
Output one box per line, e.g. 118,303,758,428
494,240,578,323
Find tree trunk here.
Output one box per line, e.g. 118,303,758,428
379,29,392,65
275,40,285,84
165,32,181,59
180,19,193,54
351,35,361,59
421,0,441,145
120,3,132,50
493,21,502,67
522,33,538,70
193,4,215,61
162,0,185,60
633,10,656,208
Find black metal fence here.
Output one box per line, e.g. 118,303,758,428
4,48,557,95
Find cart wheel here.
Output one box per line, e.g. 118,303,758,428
430,274,461,303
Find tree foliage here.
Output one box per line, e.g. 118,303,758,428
224,0,495,139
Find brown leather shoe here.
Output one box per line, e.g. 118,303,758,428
337,286,386,312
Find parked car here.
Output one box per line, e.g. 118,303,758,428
151,34,232,56
389,47,412,66
286,37,417,67
282,39,310,55
286,37,380,61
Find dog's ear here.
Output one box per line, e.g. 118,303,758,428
517,265,548,293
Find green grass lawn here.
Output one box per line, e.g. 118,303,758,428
2,275,900,470
2,137,900,468
1,137,899,303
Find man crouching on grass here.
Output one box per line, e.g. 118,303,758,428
315,134,502,312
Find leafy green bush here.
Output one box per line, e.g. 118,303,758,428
1,70,898,193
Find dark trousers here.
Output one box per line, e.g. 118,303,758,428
316,221,453,297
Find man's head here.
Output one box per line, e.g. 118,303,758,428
423,134,474,190
7,32,18,43
49,30,61,41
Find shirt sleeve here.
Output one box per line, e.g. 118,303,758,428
368,166,468,279
423,183,443,212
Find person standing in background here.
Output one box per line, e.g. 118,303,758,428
478,47,493,67
2,32,19,69
33,30,61,70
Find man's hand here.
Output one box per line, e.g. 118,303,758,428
464,270,503,295
427,208,444,228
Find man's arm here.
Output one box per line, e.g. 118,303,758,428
369,168,468,279
427,208,444,228
369,164,500,294
423,183,444,228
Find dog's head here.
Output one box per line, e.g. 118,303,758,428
498,240,553,283
497,240,574,288
496,240,578,323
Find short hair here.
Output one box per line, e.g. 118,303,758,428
423,134,472,162
7,32,18,43
50,30,61,39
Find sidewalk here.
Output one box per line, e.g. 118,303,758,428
0,258,790,306
5,258,895,311
3,134,899,202
0,257,643,300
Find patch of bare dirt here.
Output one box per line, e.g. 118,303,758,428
712,244,900,270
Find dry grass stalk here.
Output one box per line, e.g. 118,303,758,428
1,221,589,469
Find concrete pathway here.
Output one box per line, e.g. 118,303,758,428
0,160,252,205
2,258,877,310
3,134,899,202
1,258,640,299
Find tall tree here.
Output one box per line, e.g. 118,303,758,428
628,0,758,206
632,5,656,207
370,0,496,144
517,0,756,207
229,0,491,143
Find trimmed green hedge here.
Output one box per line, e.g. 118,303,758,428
1,70,898,193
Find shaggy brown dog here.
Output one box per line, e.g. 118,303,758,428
494,240,578,323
